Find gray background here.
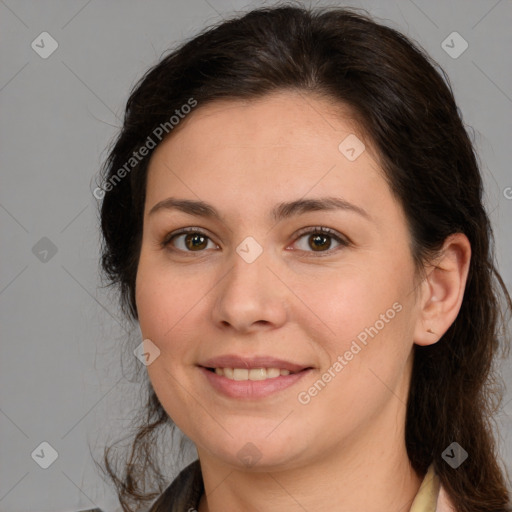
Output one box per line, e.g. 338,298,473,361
1,0,511,511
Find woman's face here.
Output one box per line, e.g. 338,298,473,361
135,91,422,470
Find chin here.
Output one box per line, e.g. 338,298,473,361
196,428,310,472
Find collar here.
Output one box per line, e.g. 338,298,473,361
410,464,441,512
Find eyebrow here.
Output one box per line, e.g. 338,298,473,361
148,196,371,222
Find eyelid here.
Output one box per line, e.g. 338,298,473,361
289,226,351,255
161,226,219,250
292,226,350,245
162,225,350,255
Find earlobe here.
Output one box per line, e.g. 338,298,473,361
413,233,471,347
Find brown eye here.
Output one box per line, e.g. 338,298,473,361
293,227,348,255
163,229,217,252
184,233,208,251
308,234,332,251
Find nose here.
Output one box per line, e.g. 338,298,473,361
211,244,289,334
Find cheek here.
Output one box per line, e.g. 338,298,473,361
135,259,204,428
296,272,414,432
295,260,417,418
338,272,415,371
300,260,412,347
135,255,194,354
135,253,225,374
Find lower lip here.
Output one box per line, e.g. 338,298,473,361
199,367,312,399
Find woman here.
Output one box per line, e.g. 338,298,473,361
96,5,512,511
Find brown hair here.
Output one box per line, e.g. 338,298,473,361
95,5,512,511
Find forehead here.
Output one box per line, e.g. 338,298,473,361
162,90,363,152
148,92,377,175
144,91,394,225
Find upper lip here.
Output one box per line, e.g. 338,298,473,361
199,355,311,373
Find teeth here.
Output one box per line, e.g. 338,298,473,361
212,368,294,380
234,368,249,381
266,368,281,378
248,368,265,381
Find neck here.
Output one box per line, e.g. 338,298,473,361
197,409,423,511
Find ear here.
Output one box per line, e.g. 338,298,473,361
413,233,471,346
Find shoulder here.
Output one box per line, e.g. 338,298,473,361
148,459,203,512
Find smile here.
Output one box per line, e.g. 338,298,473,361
199,366,312,399
209,367,294,380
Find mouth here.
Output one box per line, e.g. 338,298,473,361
203,367,301,380
198,355,314,399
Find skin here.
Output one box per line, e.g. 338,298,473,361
135,90,471,512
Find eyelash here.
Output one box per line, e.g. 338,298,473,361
161,226,350,257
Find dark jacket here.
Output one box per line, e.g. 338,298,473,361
148,460,203,512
